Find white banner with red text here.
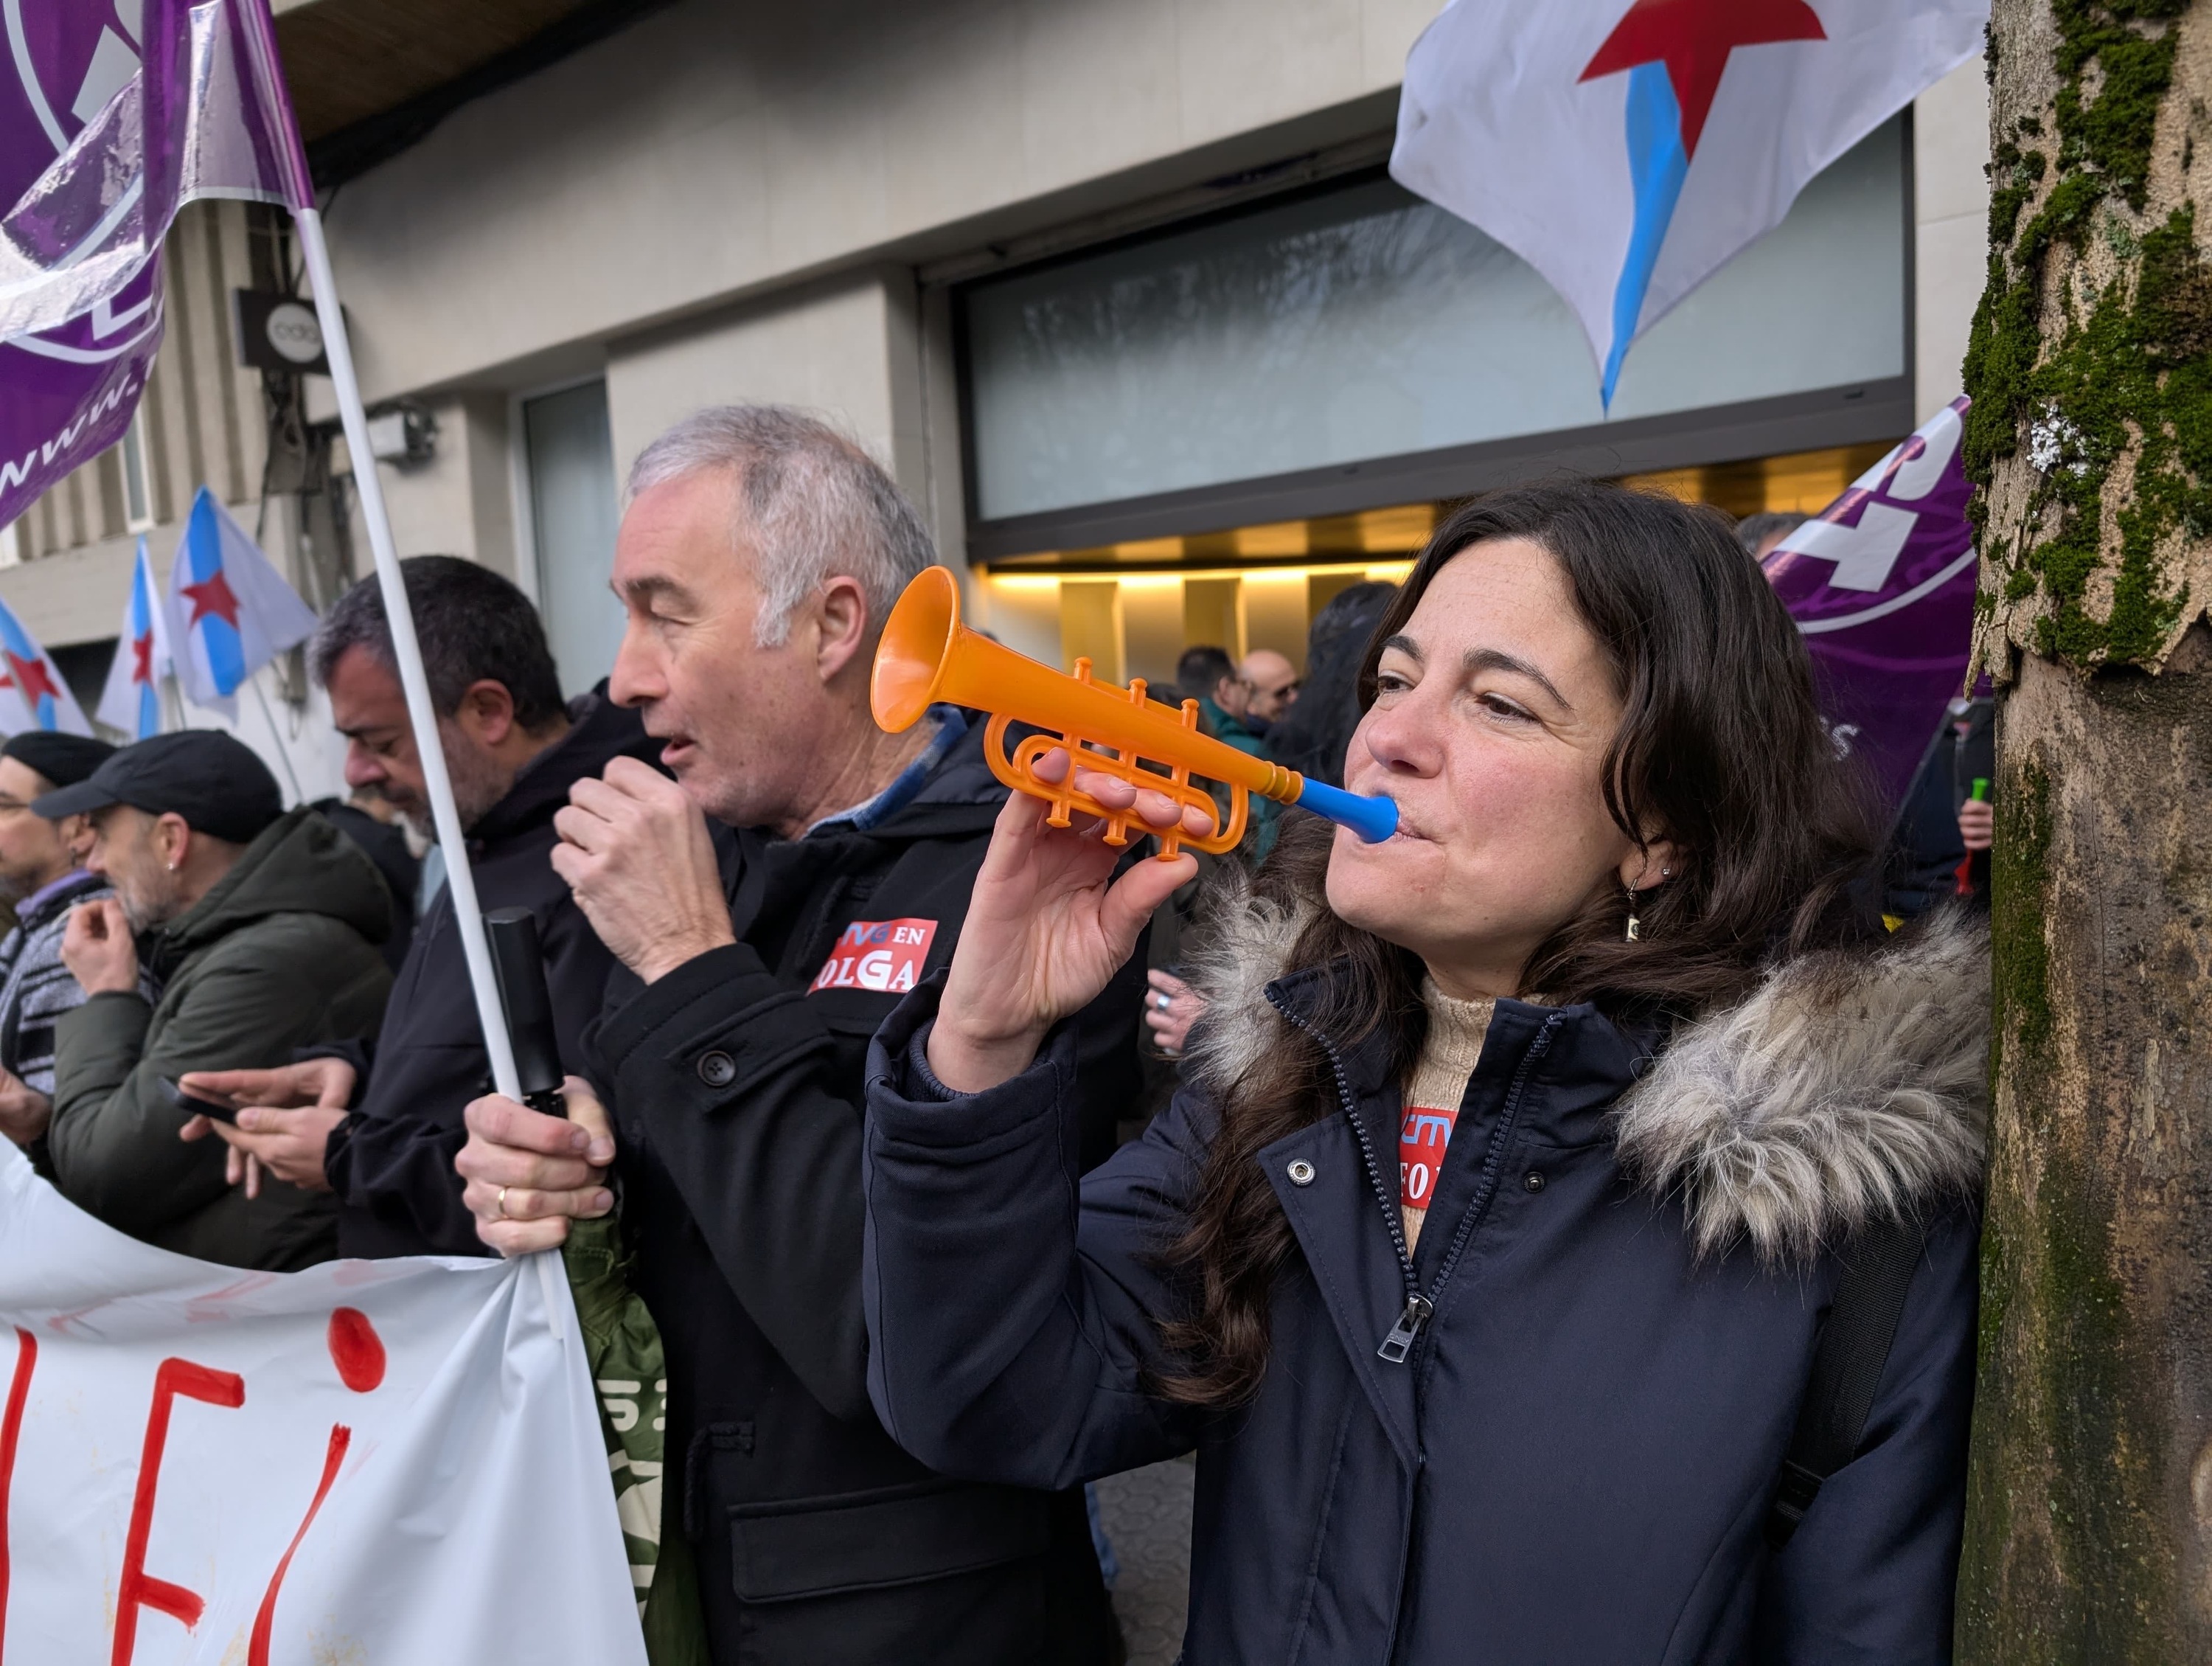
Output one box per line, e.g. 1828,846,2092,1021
0,1140,645,1665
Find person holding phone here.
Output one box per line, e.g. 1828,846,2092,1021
861,485,1988,1664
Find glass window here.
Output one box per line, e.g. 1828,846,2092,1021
963,118,1905,524
523,380,622,696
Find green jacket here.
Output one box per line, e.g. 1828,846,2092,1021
49,808,392,1270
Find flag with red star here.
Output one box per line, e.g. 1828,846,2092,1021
1392,0,1985,405
164,486,318,718
96,535,173,738
0,593,93,737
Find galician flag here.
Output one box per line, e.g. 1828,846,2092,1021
0,592,93,737
97,535,174,739
1391,0,1986,404
0,0,313,530
166,487,318,719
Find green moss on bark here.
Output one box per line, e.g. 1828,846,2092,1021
1990,760,2054,1077
1963,746,2177,1659
1963,2,2199,671
2053,0,2185,207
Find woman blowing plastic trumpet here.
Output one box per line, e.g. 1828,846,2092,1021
861,485,1986,1663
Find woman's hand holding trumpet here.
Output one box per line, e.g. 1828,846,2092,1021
927,748,1214,1095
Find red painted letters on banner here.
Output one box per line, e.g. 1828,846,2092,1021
0,1327,35,1660
112,1358,246,1666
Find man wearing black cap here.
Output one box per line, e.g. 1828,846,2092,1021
35,731,394,1269
0,732,119,1150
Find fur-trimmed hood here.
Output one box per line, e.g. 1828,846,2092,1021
1182,875,1989,1265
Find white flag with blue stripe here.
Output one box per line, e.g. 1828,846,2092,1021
1391,0,1985,406
164,486,319,718
95,536,174,740
0,593,93,737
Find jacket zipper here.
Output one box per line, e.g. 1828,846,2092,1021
1267,992,1564,1366
1416,1013,1564,1330
1267,992,1425,1361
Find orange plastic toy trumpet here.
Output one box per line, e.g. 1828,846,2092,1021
871,566,1397,859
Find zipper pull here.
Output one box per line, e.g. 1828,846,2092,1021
1377,1294,1433,1364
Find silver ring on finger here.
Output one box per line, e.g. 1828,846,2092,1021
495,1185,509,1221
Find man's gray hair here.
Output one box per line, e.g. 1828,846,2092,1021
626,404,936,647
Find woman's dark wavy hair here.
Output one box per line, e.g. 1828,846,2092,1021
1152,481,1883,1406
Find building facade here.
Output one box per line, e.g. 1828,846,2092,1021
1,0,1992,749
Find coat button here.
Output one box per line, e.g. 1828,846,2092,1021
697,1050,737,1088
1523,1170,1546,1193
1287,1159,1316,1187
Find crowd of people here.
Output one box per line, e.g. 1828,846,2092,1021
0,403,1996,1665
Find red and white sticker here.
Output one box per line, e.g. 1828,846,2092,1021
808,917,939,995
1399,1105,1458,1211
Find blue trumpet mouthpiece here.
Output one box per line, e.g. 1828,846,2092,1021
1292,778,1398,843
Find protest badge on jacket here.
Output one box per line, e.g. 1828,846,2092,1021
1764,395,1978,812
1391,0,1986,403
0,1141,647,1665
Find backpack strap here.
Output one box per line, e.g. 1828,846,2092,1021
1765,1213,1927,1550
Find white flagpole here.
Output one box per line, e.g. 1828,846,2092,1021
290,206,521,1103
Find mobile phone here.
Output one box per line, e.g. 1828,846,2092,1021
162,1077,238,1124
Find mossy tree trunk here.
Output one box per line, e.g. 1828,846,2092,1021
1959,0,2212,1658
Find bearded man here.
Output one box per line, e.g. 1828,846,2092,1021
34,731,390,1268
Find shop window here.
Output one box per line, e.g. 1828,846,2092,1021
522,379,622,695
963,434,1893,687
961,118,1908,555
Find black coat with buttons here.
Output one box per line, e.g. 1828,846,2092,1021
590,718,1147,1666
861,903,1992,1665
321,692,657,1257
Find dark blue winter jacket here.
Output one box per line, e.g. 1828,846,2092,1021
862,894,1988,1665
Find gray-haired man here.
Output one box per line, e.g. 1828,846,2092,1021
453,406,1146,1665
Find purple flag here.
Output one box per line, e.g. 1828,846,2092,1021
1762,395,1976,812
0,0,311,530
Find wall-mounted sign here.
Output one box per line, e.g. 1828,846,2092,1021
232,288,330,375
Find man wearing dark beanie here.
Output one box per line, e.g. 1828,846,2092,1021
0,732,121,1153
33,731,394,1269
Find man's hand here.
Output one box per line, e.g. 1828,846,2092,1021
455,1076,616,1256
60,897,139,996
1958,797,1994,853
181,1057,358,1119
0,1066,52,1147
553,757,734,984
1144,969,1206,1058
175,1058,357,1197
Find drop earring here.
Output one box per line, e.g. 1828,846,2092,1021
1624,881,1641,942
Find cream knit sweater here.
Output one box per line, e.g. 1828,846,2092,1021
1400,979,1495,1252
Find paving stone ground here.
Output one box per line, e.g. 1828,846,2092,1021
1093,1455,1195,1666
